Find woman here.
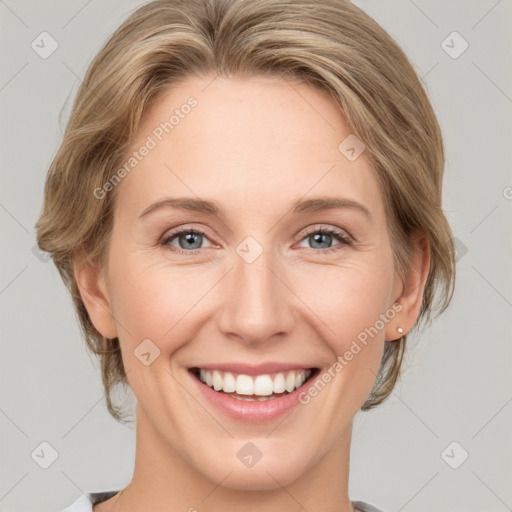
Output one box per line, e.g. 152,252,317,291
36,0,455,510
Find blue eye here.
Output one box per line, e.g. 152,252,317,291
161,226,351,255
161,228,213,255
297,227,351,254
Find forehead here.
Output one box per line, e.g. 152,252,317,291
116,74,385,224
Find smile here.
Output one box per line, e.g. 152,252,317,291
190,367,317,400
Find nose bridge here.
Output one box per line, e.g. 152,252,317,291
217,237,294,343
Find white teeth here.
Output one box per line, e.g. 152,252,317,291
212,370,223,391
222,372,236,393
196,368,313,396
285,372,296,392
236,374,254,395
295,371,306,390
273,373,286,393
253,375,274,396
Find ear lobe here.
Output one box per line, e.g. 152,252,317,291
74,258,118,339
385,234,431,341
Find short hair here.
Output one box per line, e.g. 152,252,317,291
35,0,456,422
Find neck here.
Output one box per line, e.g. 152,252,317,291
107,404,355,512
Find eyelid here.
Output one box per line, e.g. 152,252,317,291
299,224,352,243
159,224,217,253
294,225,352,254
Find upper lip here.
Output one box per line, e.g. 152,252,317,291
189,362,317,376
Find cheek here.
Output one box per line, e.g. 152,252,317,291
106,251,192,355
106,262,200,402
296,258,394,343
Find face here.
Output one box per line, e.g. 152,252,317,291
84,74,409,490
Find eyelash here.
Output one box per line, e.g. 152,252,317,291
160,225,352,256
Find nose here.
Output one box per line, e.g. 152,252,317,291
216,243,296,346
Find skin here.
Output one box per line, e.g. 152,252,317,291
76,73,430,512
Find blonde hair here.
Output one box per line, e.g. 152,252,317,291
36,0,455,422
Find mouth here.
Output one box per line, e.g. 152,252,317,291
188,367,320,402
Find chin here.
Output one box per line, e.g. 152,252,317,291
192,440,316,491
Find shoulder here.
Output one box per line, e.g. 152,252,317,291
60,493,381,512
352,500,387,512
60,491,119,512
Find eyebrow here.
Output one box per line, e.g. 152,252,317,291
138,196,372,220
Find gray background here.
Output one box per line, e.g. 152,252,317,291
1,1,511,511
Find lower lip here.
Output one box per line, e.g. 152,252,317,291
188,369,319,423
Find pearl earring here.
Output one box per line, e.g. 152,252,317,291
397,327,403,334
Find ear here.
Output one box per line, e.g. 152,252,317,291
74,256,118,339
385,233,430,341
